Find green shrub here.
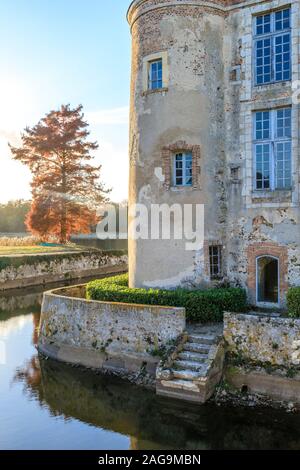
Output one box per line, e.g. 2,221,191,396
86,274,247,323
287,287,300,318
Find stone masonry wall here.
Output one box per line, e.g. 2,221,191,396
38,286,186,375
224,312,300,367
0,252,128,290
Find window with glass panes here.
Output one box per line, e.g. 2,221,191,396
254,8,291,85
254,108,292,190
209,246,222,279
173,153,193,187
148,59,163,90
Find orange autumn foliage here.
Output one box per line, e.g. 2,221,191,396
10,104,109,243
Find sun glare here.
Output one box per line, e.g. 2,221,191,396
0,77,34,131
0,77,35,203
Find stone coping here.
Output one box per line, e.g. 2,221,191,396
0,250,88,259
225,311,299,323
46,284,187,312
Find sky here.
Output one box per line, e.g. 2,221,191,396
0,0,131,203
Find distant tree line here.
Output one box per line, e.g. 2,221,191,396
0,200,31,233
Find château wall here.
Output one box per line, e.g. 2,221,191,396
127,0,300,308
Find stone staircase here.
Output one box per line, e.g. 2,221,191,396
156,325,225,403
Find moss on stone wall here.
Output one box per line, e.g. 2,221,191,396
287,287,300,318
0,249,128,272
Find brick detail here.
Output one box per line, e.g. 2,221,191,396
162,141,201,190
247,243,288,305
128,1,230,28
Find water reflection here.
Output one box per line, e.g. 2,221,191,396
0,290,42,318
12,354,300,450
2,284,300,450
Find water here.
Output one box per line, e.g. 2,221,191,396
1,281,300,450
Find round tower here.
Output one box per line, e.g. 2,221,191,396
127,0,227,289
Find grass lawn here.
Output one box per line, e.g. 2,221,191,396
0,245,85,256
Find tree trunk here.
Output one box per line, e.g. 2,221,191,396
60,166,67,244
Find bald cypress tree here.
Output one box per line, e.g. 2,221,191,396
10,104,108,243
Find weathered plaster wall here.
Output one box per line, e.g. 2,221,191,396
0,252,128,290
127,0,300,307
224,312,300,367
38,286,186,375
128,0,227,289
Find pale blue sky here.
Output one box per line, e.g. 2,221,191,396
0,0,131,202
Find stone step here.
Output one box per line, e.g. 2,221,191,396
178,351,208,362
173,360,205,372
173,369,203,380
188,334,215,345
184,342,210,354
160,379,199,393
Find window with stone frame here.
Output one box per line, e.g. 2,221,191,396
148,59,163,90
209,245,222,279
254,7,291,85
143,52,168,93
253,107,292,190
173,152,193,187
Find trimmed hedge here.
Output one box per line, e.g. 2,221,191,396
287,287,300,318
86,274,248,323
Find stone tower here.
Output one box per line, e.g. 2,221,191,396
127,0,300,308
127,0,227,289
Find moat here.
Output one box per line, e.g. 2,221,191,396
1,280,300,450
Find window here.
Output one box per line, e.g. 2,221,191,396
230,166,240,181
254,108,292,190
143,52,168,92
254,8,291,85
148,59,163,90
209,246,222,279
173,153,192,187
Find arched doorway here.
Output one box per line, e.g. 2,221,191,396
256,256,279,304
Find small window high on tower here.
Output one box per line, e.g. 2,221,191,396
148,59,163,90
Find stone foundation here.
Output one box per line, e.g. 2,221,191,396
225,365,300,406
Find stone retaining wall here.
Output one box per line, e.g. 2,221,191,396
38,285,186,376
224,312,300,367
0,251,128,290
